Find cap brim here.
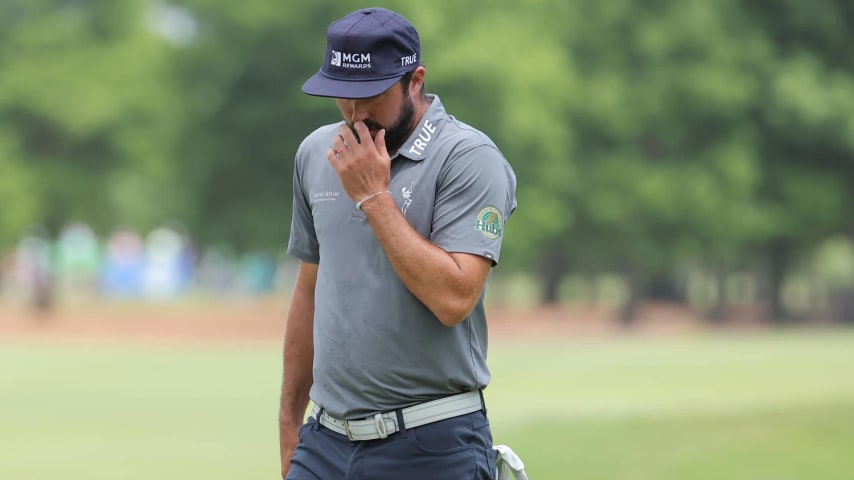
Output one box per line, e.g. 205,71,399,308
301,71,402,99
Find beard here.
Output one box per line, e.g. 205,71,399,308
348,92,416,155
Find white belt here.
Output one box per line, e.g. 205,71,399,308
312,390,483,441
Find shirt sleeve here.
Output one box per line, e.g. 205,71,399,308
287,148,320,264
430,144,517,265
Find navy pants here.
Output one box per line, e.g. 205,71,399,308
285,410,497,480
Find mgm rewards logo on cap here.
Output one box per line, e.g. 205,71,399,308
330,50,372,69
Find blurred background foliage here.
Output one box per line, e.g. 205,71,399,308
0,0,852,324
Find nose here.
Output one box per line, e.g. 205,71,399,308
340,99,369,123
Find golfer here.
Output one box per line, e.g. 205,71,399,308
279,7,517,479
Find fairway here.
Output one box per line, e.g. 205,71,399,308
2,330,854,479
485,332,854,479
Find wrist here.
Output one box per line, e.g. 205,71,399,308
355,190,391,210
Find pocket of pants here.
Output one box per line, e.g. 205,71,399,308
409,414,475,455
296,419,314,442
485,445,498,480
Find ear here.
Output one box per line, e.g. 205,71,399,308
409,66,426,97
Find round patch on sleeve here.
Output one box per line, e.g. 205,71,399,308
475,206,504,239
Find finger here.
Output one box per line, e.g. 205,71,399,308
375,128,389,159
329,132,349,162
331,132,345,150
327,147,339,164
338,124,359,147
352,121,375,150
327,144,346,163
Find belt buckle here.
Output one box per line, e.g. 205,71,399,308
343,420,356,441
373,413,389,439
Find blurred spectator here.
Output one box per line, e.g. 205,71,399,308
55,222,100,299
237,251,277,294
142,225,192,300
99,228,145,299
13,225,54,312
195,245,238,294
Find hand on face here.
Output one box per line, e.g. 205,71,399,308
328,121,391,203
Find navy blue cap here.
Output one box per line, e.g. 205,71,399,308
302,8,421,99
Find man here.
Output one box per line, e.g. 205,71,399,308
280,7,517,480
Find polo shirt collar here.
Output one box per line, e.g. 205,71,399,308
394,94,446,162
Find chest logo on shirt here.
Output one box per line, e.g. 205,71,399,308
310,190,342,204
400,181,416,216
475,206,503,239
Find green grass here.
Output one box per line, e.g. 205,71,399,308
484,331,854,480
2,330,854,479
0,343,283,479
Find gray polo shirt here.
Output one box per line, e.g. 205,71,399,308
288,95,517,419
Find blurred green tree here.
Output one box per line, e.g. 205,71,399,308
164,0,342,251
741,0,854,322
0,0,182,244
2,0,852,323
558,0,775,321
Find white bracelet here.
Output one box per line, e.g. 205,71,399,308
355,190,391,210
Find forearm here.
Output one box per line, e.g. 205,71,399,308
279,262,317,478
361,194,488,326
279,265,316,428
279,319,313,428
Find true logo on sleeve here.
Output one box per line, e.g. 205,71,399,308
475,206,503,239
